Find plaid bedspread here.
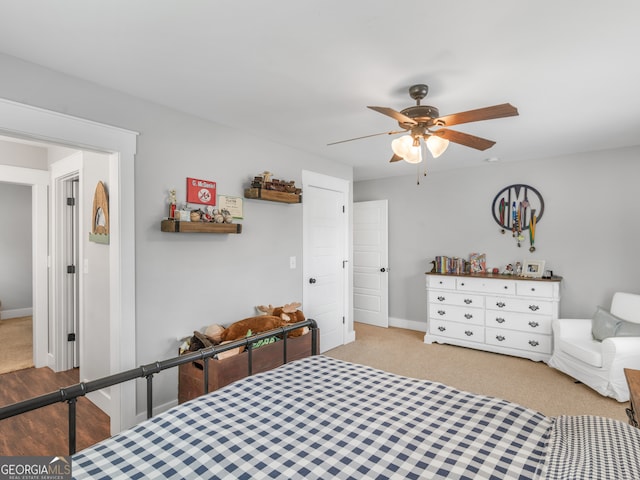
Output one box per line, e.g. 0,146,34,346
73,355,553,479
542,415,640,479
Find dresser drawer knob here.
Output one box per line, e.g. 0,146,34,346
496,335,506,342
437,310,446,316
464,313,473,319
504,285,508,289
464,299,472,304
529,305,540,311
528,340,540,347
495,317,506,324
438,326,446,332
530,288,536,292
460,282,465,286
464,330,473,336
437,296,445,301
528,321,539,328
496,302,506,308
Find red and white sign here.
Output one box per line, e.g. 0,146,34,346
186,177,216,205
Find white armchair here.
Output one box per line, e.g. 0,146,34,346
549,292,640,402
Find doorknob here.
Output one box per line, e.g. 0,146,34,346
380,267,387,272
309,278,317,284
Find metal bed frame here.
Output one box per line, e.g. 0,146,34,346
0,319,319,455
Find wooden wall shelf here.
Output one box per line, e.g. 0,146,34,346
244,188,301,204
161,220,242,234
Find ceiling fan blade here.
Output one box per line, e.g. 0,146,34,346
327,130,406,146
367,106,417,126
437,103,518,127
434,129,496,151
389,154,403,163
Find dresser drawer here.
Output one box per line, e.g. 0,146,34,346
486,296,554,315
430,319,484,343
429,291,485,308
457,277,516,295
429,304,485,326
485,310,552,334
427,275,457,290
485,327,551,354
515,281,556,298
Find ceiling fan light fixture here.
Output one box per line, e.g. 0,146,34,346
426,135,450,158
391,135,422,164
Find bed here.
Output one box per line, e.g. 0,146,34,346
72,355,640,479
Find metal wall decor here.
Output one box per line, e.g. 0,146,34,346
491,184,544,251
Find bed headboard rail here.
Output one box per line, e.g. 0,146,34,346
0,318,319,454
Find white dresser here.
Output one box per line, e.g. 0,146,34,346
424,273,561,362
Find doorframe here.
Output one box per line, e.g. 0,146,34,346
301,170,354,346
0,165,48,368
50,154,83,372
0,98,138,434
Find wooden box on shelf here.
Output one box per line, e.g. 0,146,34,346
244,187,301,204
161,219,242,234
178,332,318,404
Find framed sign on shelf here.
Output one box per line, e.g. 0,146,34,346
218,195,243,219
186,177,216,205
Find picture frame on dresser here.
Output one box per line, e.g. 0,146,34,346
522,259,545,278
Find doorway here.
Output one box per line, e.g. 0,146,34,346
302,171,351,352
353,200,389,328
0,98,138,434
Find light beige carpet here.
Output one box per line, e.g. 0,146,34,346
325,322,629,423
0,316,34,375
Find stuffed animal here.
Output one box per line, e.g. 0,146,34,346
195,303,308,359
256,302,308,337
219,315,288,343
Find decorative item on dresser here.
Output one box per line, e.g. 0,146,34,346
424,272,561,362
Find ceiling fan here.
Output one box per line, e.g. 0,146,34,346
328,84,518,164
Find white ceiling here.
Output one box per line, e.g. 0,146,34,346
1,1,639,181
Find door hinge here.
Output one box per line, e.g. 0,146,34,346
342,205,345,213
67,265,76,274
67,333,76,342
342,316,345,324
66,197,76,206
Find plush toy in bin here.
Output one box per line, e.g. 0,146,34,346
182,302,308,359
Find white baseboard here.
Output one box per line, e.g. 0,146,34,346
0,307,33,320
87,387,112,417
134,399,178,425
345,328,356,344
389,316,427,332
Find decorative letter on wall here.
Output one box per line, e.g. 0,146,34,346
492,184,544,251
89,181,109,244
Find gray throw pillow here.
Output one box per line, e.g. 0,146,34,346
591,307,623,341
616,319,640,337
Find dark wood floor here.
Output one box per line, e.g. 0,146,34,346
0,366,110,456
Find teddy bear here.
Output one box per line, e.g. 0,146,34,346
257,302,308,337
194,302,308,359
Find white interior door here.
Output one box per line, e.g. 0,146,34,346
354,200,389,327
303,171,349,353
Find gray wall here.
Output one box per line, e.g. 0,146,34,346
81,152,111,384
354,146,640,325
0,52,352,412
0,182,32,314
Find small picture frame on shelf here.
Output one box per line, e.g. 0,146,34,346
522,259,545,278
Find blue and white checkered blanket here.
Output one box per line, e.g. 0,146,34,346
72,356,639,479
